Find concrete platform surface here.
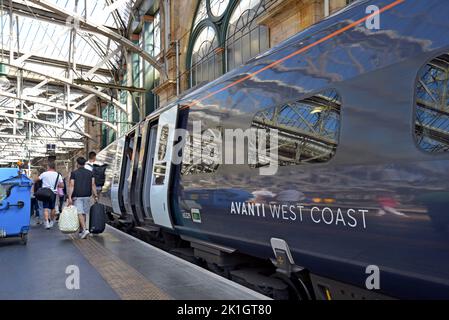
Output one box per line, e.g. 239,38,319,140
0,222,270,300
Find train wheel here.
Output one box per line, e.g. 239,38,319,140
271,273,312,301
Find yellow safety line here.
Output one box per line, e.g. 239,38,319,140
71,234,172,300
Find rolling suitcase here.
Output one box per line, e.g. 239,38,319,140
89,202,106,234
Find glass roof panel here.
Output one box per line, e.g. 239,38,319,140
0,0,137,163
1,12,121,69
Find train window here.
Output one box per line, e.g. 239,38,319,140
95,142,117,192
113,138,125,186
153,125,169,185
157,125,169,161
181,127,221,176
251,89,341,167
415,53,449,153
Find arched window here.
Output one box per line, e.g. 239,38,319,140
188,0,269,88
210,0,230,17
226,0,269,71
193,0,208,29
190,26,221,87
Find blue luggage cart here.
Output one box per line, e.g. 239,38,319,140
0,168,33,245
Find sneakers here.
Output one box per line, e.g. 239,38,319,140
80,230,90,239
44,220,56,229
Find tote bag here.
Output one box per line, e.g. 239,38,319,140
59,206,80,234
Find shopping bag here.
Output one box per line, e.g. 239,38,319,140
59,206,80,234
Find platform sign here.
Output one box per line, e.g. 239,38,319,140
46,144,56,155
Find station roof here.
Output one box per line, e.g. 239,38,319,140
0,0,137,165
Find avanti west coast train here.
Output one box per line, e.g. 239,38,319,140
97,0,449,300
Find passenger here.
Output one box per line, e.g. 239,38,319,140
30,194,37,219
39,162,64,229
34,168,45,225
56,177,67,217
85,151,97,172
85,151,103,195
48,155,57,163
31,171,41,224
67,157,98,239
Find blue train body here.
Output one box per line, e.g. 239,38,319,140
98,0,449,299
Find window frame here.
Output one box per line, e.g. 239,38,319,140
249,88,343,169
223,0,269,72
189,23,222,88
412,50,449,156
186,0,270,89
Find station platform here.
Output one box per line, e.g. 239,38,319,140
0,222,270,300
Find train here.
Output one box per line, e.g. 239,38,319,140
96,0,449,300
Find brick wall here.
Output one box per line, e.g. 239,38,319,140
258,0,323,47
84,99,102,157
154,0,197,106
330,0,350,14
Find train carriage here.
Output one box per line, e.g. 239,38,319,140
97,0,449,299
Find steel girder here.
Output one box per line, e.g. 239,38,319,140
0,110,93,139
4,63,126,112
26,0,168,80
0,89,118,131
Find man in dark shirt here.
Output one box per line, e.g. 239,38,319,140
68,157,98,239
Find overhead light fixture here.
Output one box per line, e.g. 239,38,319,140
310,107,324,114
0,63,10,91
17,120,25,131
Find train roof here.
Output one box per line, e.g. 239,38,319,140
144,0,371,120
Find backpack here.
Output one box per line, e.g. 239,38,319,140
92,164,107,187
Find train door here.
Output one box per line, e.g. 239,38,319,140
119,129,136,218
111,137,125,215
142,121,158,221
132,120,150,224
149,105,178,229
129,124,144,224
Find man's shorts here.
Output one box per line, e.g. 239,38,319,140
74,197,91,215
42,196,56,210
